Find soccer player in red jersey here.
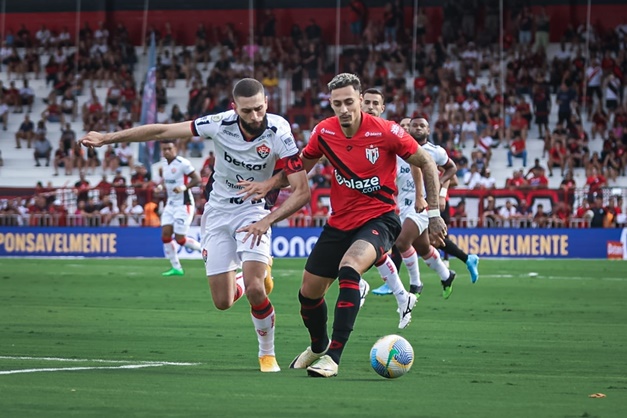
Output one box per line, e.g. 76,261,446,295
239,73,446,377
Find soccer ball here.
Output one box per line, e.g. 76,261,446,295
370,334,414,379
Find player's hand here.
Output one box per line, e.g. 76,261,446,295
237,218,271,249
79,131,107,148
428,217,447,248
414,197,428,213
237,179,272,201
173,185,187,193
439,196,447,211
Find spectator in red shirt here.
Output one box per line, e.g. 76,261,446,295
505,169,528,189
507,110,528,145
507,135,527,167
585,168,607,195
548,139,567,177
528,167,549,189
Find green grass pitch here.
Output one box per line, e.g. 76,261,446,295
1,258,626,418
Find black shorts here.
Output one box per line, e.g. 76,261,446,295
305,211,401,279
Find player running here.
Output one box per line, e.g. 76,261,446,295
80,78,310,373
239,73,446,377
157,140,202,276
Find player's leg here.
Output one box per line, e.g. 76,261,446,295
202,206,242,308
440,238,480,283
395,216,424,295
308,212,409,377
160,209,184,276
235,208,279,372
173,205,201,251
411,221,456,299
291,226,348,372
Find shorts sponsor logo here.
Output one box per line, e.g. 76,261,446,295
224,151,267,171
321,128,336,135
202,249,208,262
372,230,379,235
334,171,381,194
365,131,382,137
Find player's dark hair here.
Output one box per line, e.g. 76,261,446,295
327,73,361,92
160,139,177,144
363,88,384,101
410,116,430,126
233,78,265,98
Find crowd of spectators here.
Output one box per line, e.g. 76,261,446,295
1,3,626,228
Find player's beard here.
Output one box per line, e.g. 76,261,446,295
240,115,268,137
412,132,428,145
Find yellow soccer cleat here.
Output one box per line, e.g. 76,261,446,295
259,355,281,372
264,257,274,295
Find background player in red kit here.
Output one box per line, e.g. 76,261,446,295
239,73,446,377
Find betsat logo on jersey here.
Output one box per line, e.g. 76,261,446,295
223,151,267,171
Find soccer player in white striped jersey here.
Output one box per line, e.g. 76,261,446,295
79,78,310,373
157,139,202,277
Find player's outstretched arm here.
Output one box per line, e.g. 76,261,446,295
80,122,194,148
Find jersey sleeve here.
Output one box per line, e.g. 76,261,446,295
274,116,300,159
388,122,418,159
433,146,450,166
182,159,195,175
302,124,323,160
191,112,226,139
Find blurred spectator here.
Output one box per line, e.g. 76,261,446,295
17,80,35,113
463,163,482,189
533,203,550,228
115,143,134,168
483,196,500,227
527,166,549,189
498,200,517,227
74,172,90,203
53,141,72,176
112,168,128,208
505,169,528,189
33,134,52,167
590,195,606,228
0,98,8,131
477,167,496,189
507,135,527,168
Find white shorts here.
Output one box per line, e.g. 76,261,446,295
399,204,429,235
200,202,271,276
161,204,195,235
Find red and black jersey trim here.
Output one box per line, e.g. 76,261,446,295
317,136,396,206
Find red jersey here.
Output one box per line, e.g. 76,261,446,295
302,113,418,231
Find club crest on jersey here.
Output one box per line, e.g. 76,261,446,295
365,145,379,164
171,167,176,173
256,144,271,159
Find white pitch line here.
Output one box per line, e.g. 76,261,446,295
0,364,172,375
0,356,199,366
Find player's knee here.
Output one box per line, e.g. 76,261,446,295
395,238,411,253
161,236,172,243
245,284,266,304
213,297,233,311
175,236,186,246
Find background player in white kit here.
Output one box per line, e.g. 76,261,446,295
157,139,202,277
80,78,310,373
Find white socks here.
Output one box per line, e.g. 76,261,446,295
376,254,408,305
401,247,422,288
163,241,182,269
422,246,449,281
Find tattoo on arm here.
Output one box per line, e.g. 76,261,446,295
405,148,440,209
